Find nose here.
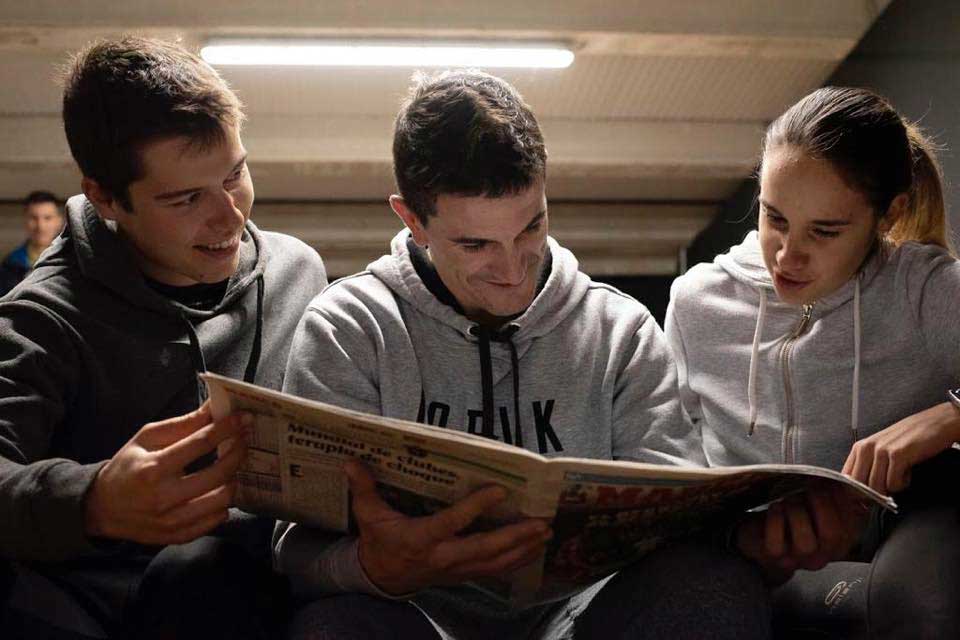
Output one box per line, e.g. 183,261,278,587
495,246,527,285
776,233,808,271
207,189,243,231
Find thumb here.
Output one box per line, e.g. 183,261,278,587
344,460,396,524
138,402,214,450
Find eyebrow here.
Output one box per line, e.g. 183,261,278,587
451,209,546,244
154,155,247,201
760,200,851,227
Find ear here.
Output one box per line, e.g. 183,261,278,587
878,193,909,236
81,177,127,222
389,195,429,246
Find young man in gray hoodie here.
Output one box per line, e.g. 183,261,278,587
0,38,327,639
276,70,769,640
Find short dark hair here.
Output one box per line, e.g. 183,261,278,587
23,190,60,210
392,70,547,225
62,37,244,210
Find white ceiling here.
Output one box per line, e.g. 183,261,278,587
0,0,892,274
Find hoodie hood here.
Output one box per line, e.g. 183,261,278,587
62,194,270,386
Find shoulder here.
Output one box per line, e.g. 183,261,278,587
306,271,402,329
258,230,326,273
670,260,729,302
886,241,959,282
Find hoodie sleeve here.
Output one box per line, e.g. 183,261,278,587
664,277,707,430
901,244,960,382
612,308,707,467
0,300,107,563
277,294,398,597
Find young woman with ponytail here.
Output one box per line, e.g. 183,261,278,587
666,87,960,638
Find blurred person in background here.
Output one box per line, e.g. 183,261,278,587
0,190,64,295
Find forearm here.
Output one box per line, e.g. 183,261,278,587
0,456,107,563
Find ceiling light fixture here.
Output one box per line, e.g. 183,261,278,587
201,40,574,69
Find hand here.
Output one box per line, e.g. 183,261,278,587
345,460,552,595
84,402,252,545
736,484,866,585
842,402,960,494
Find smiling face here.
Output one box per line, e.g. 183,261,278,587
85,124,253,286
392,178,548,325
758,145,885,305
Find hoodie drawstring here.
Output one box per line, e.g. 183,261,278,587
243,275,265,384
184,273,265,404
474,325,522,446
747,292,767,436
184,319,209,405
746,277,863,445
851,276,862,443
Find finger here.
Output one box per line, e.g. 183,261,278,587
159,413,252,471
848,442,874,486
841,449,855,476
805,490,843,558
868,449,889,495
140,403,214,449
344,460,398,524
432,519,549,569
735,515,766,560
784,498,818,557
160,433,249,510
156,481,236,534
887,455,910,493
454,536,548,577
421,485,508,541
765,502,787,558
154,509,229,546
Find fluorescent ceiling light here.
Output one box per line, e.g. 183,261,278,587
201,41,574,69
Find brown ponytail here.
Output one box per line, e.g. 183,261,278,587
885,124,956,255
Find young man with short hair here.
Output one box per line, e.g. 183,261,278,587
0,190,65,295
276,71,770,640
0,37,327,639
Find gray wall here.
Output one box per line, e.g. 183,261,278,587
688,0,960,266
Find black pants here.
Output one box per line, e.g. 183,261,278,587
2,536,290,640
773,448,960,640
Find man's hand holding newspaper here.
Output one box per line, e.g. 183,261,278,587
347,460,552,595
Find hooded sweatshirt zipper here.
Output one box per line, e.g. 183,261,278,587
780,303,813,463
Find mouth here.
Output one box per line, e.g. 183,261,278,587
194,234,241,259
774,271,813,291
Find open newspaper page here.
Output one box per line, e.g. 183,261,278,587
202,373,558,601
530,457,895,602
203,373,895,605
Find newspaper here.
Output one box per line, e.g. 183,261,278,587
203,372,896,605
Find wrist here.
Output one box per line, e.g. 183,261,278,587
82,464,111,539
357,538,414,596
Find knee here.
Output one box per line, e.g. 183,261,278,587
288,594,434,640
869,507,960,637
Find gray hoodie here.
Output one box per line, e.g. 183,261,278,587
666,230,960,470
277,230,702,639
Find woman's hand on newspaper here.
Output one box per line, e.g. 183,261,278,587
84,402,252,545
842,402,960,495
344,460,553,596
735,484,866,585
